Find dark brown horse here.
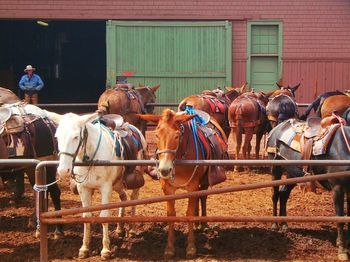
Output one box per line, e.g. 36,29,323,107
228,91,269,171
97,84,160,135
267,118,350,260
178,84,247,136
139,109,227,258
0,108,63,238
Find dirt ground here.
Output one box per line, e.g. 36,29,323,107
0,132,343,262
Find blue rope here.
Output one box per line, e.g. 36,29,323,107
185,106,206,160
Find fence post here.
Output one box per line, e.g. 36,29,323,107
36,165,48,262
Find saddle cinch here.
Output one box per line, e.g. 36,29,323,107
99,114,145,190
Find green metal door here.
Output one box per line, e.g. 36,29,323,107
247,22,283,92
106,21,232,108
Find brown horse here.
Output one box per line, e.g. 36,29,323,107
139,109,227,258
320,95,350,118
178,84,247,136
97,84,160,135
228,91,269,171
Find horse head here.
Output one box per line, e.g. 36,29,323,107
136,84,160,114
275,82,301,98
139,109,195,179
54,112,99,179
225,83,247,101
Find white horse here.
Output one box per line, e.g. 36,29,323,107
48,112,147,260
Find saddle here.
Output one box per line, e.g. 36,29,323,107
100,115,145,189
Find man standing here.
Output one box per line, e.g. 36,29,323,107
18,65,44,104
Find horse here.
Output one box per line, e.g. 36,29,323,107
0,105,63,238
138,109,227,258
178,83,247,136
50,111,147,260
266,117,350,260
97,84,160,135
266,94,299,128
0,87,21,104
271,82,301,98
228,91,270,171
320,95,350,119
300,90,346,120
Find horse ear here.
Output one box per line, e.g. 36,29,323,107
174,114,196,123
137,114,162,123
241,82,248,93
79,112,99,125
150,84,160,93
265,89,278,98
44,110,63,125
292,83,301,91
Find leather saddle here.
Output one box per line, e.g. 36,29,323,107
0,107,25,134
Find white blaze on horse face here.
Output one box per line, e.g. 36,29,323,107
56,114,82,179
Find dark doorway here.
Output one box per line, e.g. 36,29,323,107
0,20,106,103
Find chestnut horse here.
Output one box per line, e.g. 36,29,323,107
139,109,227,258
97,84,160,135
178,84,247,136
228,91,269,171
300,90,346,120
320,95,350,119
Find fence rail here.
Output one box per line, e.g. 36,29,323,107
33,159,350,261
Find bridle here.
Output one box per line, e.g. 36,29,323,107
58,122,103,182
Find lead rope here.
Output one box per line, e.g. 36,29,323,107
332,113,350,154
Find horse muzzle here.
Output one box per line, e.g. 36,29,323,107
157,160,174,179
57,164,73,180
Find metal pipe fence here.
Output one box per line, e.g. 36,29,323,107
35,159,350,261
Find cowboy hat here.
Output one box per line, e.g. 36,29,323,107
24,65,36,72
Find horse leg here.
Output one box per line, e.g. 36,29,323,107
333,185,348,261
47,167,64,239
186,185,199,258
128,188,140,237
279,184,296,232
271,165,282,230
346,192,350,249
13,171,25,204
232,127,241,172
78,187,93,259
162,183,176,258
115,190,127,237
243,127,254,171
100,184,112,260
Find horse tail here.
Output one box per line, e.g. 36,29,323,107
300,96,321,120
97,99,110,114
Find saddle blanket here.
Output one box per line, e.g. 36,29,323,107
279,123,340,156
204,96,227,114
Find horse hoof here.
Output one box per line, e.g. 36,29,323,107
186,245,197,258
271,223,279,231
35,229,40,238
164,247,175,258
54,230,64,240
78,249,89,259
115,228,126,238
281,223,289,233
101,250,111,260
338,252,348,261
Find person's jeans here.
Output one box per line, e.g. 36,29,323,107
24,90,38,104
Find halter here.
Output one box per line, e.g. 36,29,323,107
58,122,103,182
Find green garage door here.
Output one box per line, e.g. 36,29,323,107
247,22,283,92
106,21,232,107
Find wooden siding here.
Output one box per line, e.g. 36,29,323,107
1,0,350,102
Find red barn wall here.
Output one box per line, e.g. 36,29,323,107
1,0,350,103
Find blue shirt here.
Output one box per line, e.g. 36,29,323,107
18,73,44,91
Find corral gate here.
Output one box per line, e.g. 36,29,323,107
106,21,232,109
